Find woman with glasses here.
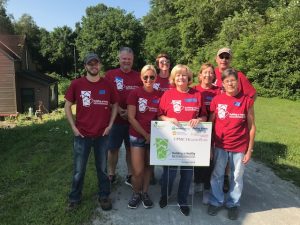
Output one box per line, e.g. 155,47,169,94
158,64,207,216
207,68,256,220
193,63,221,202
127,65,161,209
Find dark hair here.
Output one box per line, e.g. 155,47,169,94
155,53,170,67
221,68,238,81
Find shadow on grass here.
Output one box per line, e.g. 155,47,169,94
0,118,101,225
253,141,300,187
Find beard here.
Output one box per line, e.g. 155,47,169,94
86,67,99,76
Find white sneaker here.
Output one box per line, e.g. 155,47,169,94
202,189,210,205
194,183,203,193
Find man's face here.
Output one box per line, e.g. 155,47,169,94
216,53,231,71
119,52,134,72
85,59,100,76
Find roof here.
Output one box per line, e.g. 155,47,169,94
0,35,26,60
16,70,58,85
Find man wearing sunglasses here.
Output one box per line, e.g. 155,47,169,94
213,48,256,194
214,48,256,100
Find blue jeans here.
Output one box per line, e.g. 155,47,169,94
69,136,110,203
209,147,245,208
161,166,193,205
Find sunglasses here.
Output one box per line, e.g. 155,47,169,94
143,75,156,81
219,55,230,60
159,60,170,65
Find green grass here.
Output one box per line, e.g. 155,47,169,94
254,97,300,186
0,109,101,225
0,97,299,225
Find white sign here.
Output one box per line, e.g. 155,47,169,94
150,121,212,166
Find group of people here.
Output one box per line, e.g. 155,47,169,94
64,46,256,220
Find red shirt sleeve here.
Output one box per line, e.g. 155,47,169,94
127,89,138,106
238,71,256,98
64,80,76,103
158,91,167,117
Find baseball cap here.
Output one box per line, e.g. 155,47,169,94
217,48,232,56
84,53,100,64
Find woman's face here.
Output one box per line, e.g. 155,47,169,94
141,69,156,88
223,75,238,95
199,66,214,85
174,68,189,88
158,57,170,71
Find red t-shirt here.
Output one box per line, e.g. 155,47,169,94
214,68,256,98
158,88,207,121
193,84,221,113
153,76,173,96
127,87,161,138
210,92,254,153
105,68,143,124
65,77,119,137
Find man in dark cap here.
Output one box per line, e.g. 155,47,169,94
65,53,119,211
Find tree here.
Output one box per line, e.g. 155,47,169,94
0,0,14,34
76,4,145,70
40,26,75,76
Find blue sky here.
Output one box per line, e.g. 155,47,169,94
6,0,150,31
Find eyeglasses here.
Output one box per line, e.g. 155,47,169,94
219,55,230,60
159,60,170,65
143,75,156,81
223,79,237,84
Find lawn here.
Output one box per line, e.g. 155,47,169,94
0,97,299,225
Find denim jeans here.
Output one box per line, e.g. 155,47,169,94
69,135,110,203
160,166,193,205
209,147,245,208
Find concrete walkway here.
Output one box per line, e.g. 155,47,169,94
93,147,300,225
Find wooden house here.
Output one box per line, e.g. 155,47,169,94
0,35,58,116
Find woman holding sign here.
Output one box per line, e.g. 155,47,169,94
127,65,161,209
158,64,207,216
207,68,256,220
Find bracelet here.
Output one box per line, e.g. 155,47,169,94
248,149,254,153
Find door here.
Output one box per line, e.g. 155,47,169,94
21,88,35,113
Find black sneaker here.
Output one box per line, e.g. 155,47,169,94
141,192,153,208
223,175,230,193
99,197,112,211
207,204,221,216
109,174,117,184
125,175,132,187
159,196,167,208
228,206,239,220
178,204,190,216
128,192,141,209
66,201,81,211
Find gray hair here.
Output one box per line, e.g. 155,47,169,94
119,47,134,55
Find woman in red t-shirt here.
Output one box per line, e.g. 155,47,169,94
158,64,207,216
127,65,161,209
193,63,221,200
207,68,256,220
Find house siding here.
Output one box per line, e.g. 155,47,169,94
0,50,17,115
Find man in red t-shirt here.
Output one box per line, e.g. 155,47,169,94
65,53,118,211
214,47,256,100
105,47,143,187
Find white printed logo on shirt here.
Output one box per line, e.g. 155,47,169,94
153,83,160,91
172,100,184,113
115,77,124,90
138,98,148,113
80,91,92,107
217,104,229,119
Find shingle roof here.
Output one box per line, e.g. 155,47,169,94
0,35,26,59
16,70,58,85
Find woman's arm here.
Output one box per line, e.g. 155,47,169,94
158,115,179,126
128,105,150,143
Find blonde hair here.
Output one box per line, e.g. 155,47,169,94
169,64,193,86
140,65,157,77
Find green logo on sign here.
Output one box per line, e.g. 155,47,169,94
156,138,169,160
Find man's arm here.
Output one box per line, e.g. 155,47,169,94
103,102,118,136
64,100,83,137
